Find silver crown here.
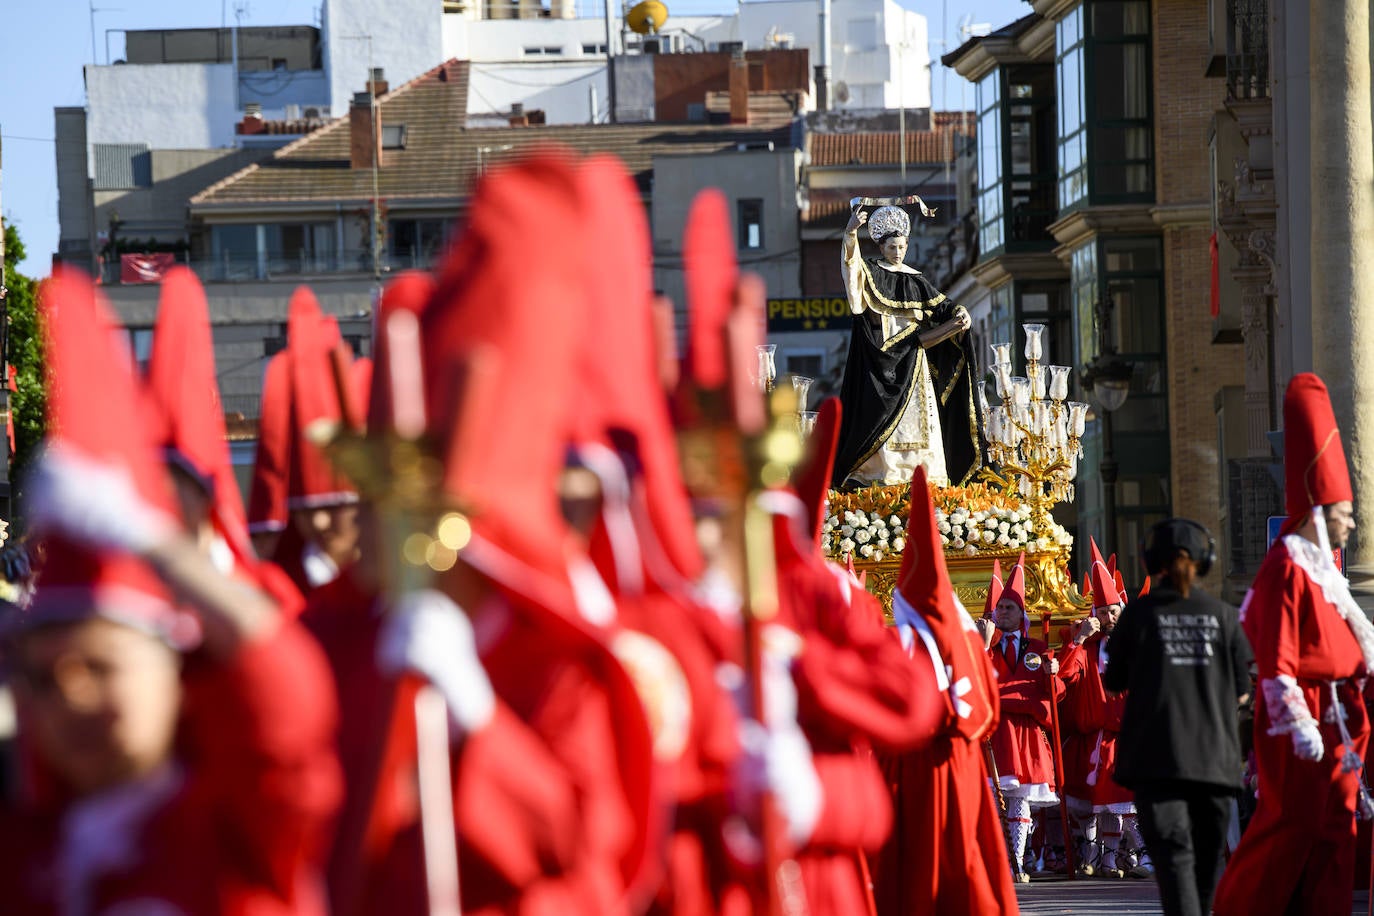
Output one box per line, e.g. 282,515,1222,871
868,205,911,243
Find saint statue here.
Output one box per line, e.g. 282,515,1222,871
830,203,984,489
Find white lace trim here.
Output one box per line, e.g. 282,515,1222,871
1261,674,1318,736
1281,533,1374,672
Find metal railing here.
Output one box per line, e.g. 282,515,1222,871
99,247,443,285
1226,0,1269,100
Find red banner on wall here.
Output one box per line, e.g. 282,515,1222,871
120,252,176,284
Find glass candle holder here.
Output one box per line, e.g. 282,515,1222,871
991,342,1013,368
978,380,991,416
1030,371,1046,401
1047,365,1071,401
791,374,814,408
995,362,1014,400
799,410,819,437
1011,377,1031,408
1023,323,1046,361
756,344,777,390
1068,401,1089,437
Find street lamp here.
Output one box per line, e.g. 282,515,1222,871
1079,297,1134,550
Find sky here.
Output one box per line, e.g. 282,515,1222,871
0,0,1031,278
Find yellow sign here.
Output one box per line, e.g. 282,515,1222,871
766,297,853,331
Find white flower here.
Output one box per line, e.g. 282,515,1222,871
997,533,1011,546
1036,537,1052,551
985,517,999,531
952,537,966,549
839,538,856,553
855,529,872,544
938,520,951,534
940,534,951,546
840,525,854,538
890,515,902,528
985,530,999,545
860,544,874,558
871,550,884,562
999,521,1010,534
951,511,968,526
893,536,906,551
951,525,964,539
965,544,979,556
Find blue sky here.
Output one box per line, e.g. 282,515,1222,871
0,0,1030,277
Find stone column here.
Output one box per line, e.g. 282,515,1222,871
1309,0,1374,602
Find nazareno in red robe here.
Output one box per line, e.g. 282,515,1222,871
1057,631,1134,810
988,633,1063,804
303,567,654,916
0,621,342,916
1213,537,1370,916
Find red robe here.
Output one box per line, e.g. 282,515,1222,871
1056,631,1133,809
1214,537,1370,916
875,628,1021,915
775,550,947,914
0,621,341,915
988,632,1063,801
303,570,652,916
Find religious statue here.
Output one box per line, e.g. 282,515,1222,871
830,202,984,489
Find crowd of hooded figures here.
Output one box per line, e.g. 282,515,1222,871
0,147,1369,916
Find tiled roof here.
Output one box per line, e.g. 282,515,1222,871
807,128,973,168
193,58,793,207
802,186,958,227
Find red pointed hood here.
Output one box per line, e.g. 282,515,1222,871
569,155,703,589
285,289,358,509
1283,372,1352,531
1088,538,1122,609
983,558,1004,617
367,271,435,437
420,149,589,599
1002,552,1027,610
247,351,291,534
1138,575,1151,598
892,466,997,741
682,189,738,392
144,267,250,558
28,270,196,647
792,397,842,548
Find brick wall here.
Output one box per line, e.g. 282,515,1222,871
1154,0,1243,537
654,49,809,123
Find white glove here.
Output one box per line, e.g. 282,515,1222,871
1292,721,1325,762
377,589,496,736
719,624,803,728
27,443,175,555
736,719,823,847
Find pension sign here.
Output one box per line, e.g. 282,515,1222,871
766,297,853,332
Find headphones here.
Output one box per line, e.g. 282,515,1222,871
1141,518,1216,578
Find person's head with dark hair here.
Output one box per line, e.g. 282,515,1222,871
1144,518,1214,597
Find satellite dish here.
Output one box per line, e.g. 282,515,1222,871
834,81,850,104
627,0,668,35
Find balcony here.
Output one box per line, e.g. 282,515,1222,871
1226,0,1269,101
98,247,441,285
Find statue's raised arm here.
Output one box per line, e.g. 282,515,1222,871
831,203,984,490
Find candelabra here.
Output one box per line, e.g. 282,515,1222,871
981,323,1089,545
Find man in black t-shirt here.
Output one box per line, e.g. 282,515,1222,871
1104,518,1253,916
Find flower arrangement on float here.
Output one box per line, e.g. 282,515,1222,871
821,480,1074,563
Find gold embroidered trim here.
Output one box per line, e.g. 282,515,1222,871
858,259,946,316
1304,428,1343,508
845,356,921,481
881,320,920,353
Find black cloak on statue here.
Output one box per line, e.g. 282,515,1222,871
830,259,985,489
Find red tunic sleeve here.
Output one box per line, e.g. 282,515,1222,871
1243,548,1303,681
792,569,943,754
181,621,343,908
806,751,895,852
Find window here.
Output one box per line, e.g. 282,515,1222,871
785,352,824,380
976,71,1005,256
1057,0,1154,209
1056,6,1088,210
738,199,764,250
523,46,564,56
128,328,155,374
389,218,449,267
381,125,407,149
582,43,608,55
210,224,259,280
272,58,288,71
263,222,337,275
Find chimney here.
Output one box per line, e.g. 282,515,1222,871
238,101,265,135
350,91,382,170
729,50,750,125
508,102,529,127
367,67,389,97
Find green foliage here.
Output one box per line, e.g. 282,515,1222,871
5,223,46,496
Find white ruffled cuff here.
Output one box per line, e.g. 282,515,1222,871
1262,674,1317,737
